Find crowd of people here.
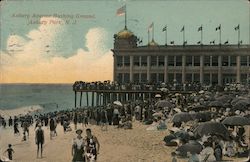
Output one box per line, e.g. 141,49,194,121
0,81,250,162
73,80,249,92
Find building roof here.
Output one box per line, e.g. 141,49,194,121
117,27,134,39
148,39,159,47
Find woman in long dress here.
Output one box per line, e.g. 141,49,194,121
72,129,85,162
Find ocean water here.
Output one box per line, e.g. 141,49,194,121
0,84,83,114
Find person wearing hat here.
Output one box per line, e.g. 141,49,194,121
35,124,44,158
72,129,85,162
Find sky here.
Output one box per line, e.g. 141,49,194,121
0,0,249,83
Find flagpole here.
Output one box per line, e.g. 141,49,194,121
165,26,168,46
152,23,154,41
125,5,127,29
238,25,240,46
219,24,221,46
201,25,203,45
183,26,185,45
148,30,150,45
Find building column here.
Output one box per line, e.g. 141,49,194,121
200,55,204,85
164,56,168,83
182,55,186,84
130,56,133,82
236,55,241,83
218,56,222,86
113,55,117,82
147,56,150,82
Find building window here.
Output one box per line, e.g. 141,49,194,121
186,73,192,83
204,56,210,66
158,73,164,82
141,73,147,83
168,56,175,66
186,56,192,66
176,73,182,83
133,73,140,83
151,73,157,83
230,56,236,66
223,74,236,84
124,73,130,83
168,73,174,83
176,56,182,66
212,73,218,85
194,73,200,83
241,74,248,84
194,56,200,66
117,56,123,67
141,56,147,66
212,56,218,66
117,73,123,83
124,56,130,66
204,73,210,85
133,56,140,66
222,56,229,66
241,56,248,66
158,56,165,66
151,56,157,66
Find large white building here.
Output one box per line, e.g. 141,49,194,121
112,27,250,86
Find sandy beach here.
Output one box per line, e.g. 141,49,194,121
1,121,248,162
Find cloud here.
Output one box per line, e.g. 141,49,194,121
0,17,113,83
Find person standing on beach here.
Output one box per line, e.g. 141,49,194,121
49,117,56,139
100,109,108,131
35,124,44,158
8,117,13,127
73,112,78,130
85,128,100,162
72,129,85,162
13,122,20,136
4,144,14,160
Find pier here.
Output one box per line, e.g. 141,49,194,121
73,89,194,108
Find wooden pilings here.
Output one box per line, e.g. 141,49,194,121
74,89,193,108
74,91,77,108
80,92,82,107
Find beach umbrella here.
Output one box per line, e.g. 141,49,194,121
152,112,163,117
176,140,203,154
160,88,169,93
222,116,250,126
174,130,190,141
190,112,212,122
172,112,193,123
190,105,207,112
155,94,161,98
194,122,229,139
232,102,249,111
235,99,250,106
208,101,224,108
113,101,122,107
199,90,205,94
155,100,174,108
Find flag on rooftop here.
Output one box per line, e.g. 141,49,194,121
148,22,154,31
180,26,184,32
198,26,202,32
116,5,126,16
216,24,221,31
234,24,240,30
162,25,167,32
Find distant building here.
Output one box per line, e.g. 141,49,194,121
111,27,250,86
